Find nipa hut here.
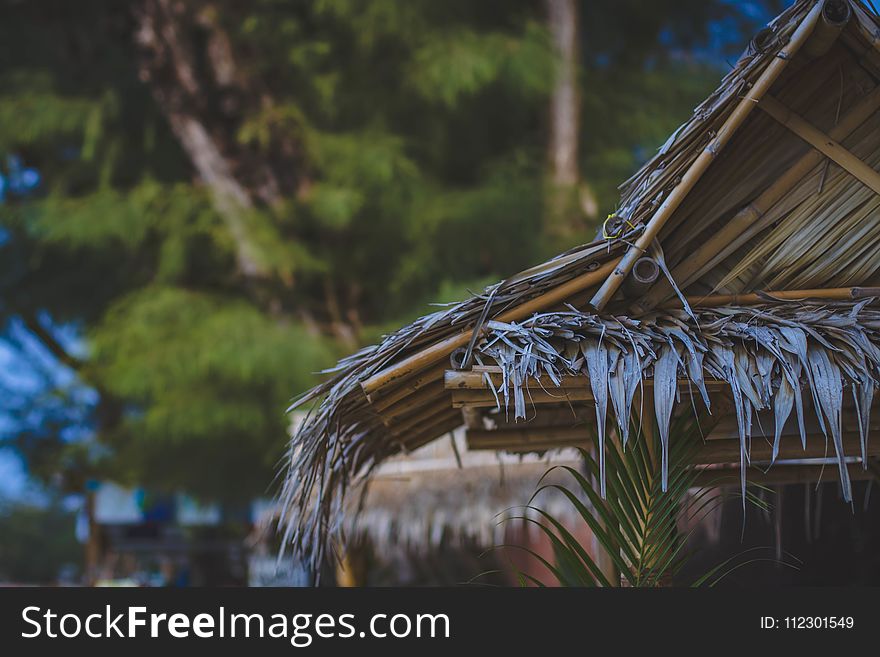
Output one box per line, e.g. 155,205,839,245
336,431,589,584
345,431,583,553
279,0,880,570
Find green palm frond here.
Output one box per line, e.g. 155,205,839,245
502,415,770,587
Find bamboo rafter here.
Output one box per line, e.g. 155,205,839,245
758,93,880,194
634,84,880,313
589,0,826,311
665,285,880,308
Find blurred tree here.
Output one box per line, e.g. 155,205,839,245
0,0,770,501
545,0,591,244
0,500,82,584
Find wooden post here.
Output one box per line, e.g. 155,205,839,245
637,385,660,586
84,491,101,586
335,548,367,587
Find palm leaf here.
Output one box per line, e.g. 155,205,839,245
500,415,767,587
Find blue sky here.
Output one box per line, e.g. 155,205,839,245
0,447,30,500
0,316,91,504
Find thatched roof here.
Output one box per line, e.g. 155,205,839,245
344,430,583,551
279,1,880,567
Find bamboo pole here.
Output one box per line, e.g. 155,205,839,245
802,0,851,58
445,369,730,392
445,369,592,390
662,285,880,309
388,400,454,437
374,379,446,418
452,387,593,408
367,361,448,410
692,431,878,464
466,427,588,450
854,1,880,53
588,1,825,312
693,462,875,488
360,259,618,395
758,94,880,194
400,413,462,452
635,84,880,312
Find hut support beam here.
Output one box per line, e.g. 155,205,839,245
588,0,825,312
666,286,880,309
757,94,880,195
694,462,877,488
467,428,880,466
634,84,880,313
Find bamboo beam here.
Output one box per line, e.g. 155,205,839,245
467,427,588,451
367,361,448,411
467,428,880,464
802,0,850,59
757,94,880,195
693,462,876,488
588,0,825,312
387,400,455,437
661,286,880,309
446,369,730,392
691,432,879,464
452,387,593,408
447,371,729,408
360,259,618,395
635,83,880,313
379,380,447,421
854,2,880,54
398,412,462,452
445,370,591,390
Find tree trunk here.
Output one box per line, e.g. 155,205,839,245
133,0,302,280
544,0,593,242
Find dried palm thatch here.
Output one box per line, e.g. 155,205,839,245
279,1,880,569
343,430,585,553
474,301,880,504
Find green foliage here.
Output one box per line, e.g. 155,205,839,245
409,23,554,108
0,500,81,584
88,287,333,498
505,416,769,587
581,63,721,211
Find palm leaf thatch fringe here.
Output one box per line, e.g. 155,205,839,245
344,449,586,553
476,301,880,507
